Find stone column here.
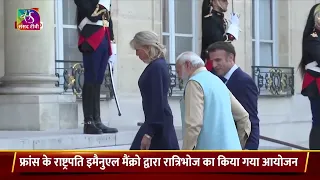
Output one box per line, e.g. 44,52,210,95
0,0,78,131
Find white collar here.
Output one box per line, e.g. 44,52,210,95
224,64,238,81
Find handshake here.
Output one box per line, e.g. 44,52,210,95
226,13,241,40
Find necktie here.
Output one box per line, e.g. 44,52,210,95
220,77,227,84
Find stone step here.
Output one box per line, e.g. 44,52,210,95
0,127,135,150
0,127,183,150
86,141,184,150
0,126,295,150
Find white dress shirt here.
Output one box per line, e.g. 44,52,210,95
224,64,238,84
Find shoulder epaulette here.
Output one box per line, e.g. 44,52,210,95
91,5,106,17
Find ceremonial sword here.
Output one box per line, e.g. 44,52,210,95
107,2,121,116
108,62,122,116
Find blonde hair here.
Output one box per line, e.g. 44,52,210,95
315,4,320,29
130,31,166,62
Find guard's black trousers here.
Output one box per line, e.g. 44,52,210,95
309,97,320,150
81,38,118,134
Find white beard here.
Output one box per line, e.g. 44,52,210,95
182,77,189,89
181,68,189,88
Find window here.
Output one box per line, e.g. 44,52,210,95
54,0,112,86
55,0,81,61
252,0,278,66
54,0,81,86
55,0,113,62
162,0,197,63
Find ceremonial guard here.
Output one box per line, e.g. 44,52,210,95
74,0,118,134
299,3,320,149
201,0,240,72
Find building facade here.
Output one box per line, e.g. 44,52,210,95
0,0,319,147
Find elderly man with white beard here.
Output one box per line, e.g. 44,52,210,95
176,51,250,150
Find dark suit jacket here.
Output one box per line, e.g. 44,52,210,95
226,68,260,150
130,58,179,150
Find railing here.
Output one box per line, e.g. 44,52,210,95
252,66,295,97
168,65,296,97
168,63,184,97
55,63,296,98
260,135,308,150
55,62,182,98
55,60,114,100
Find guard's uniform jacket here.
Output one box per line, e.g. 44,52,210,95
301,31,320,97
201,10,235,72
201,10,235,60
75,0,114,55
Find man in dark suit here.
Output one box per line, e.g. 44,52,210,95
207,41,260,150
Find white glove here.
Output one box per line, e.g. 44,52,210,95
226,13,241,40
230,13,240,26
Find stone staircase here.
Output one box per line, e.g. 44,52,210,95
0,126,147,150
0,126,297,150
